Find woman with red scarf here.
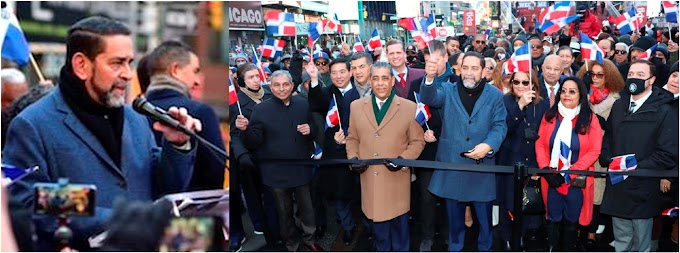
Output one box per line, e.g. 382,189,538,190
536,77,603,252
576,59,625,248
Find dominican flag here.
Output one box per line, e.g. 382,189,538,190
483,28,492,40
0,6,29,66
325,96,340,130
636,44,658,61
308,21,324,48
504,43,531,73
265,11,296,36
312,141,323,160
609,154,637,185
540,15,579,34
414,92,431,126
261,38,286,59
251,50,266,82
324,13,343,34
420,15,436,41
557,141,572,183
663,1,678,23
367,28,381,51
233,44,241,53
2,165,38,187
580,33,605,64
538,1,573,27
615,8,640,35
662,207,679,217
398,17,418,31
228,77,238,105
353,37,365,53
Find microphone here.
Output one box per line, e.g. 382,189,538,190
132,96,195,136
132,95,229,161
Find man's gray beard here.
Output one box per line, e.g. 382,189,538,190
463,79,478,89
103,89,126,108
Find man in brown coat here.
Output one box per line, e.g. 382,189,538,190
345,61,425,251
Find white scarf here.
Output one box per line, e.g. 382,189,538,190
550,102,580,170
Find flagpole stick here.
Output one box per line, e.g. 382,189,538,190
29,54,45,83
333,94,343,131
237,100,243,115
585,59,589,72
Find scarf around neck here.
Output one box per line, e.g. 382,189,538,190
589,85,610,105
241,86,265,104
549,102,580,170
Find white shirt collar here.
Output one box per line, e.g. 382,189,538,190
544,81,560,94
629,90,653,113
375,96,388,109
392,67,408,81
662,85,680,98
338,83,353,95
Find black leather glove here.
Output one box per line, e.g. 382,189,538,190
348,157,368,174
238,153,256,171
543,167,565,188
384,157,407,172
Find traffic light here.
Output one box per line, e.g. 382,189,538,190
207,1,223,30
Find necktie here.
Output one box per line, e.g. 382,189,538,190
398,73,406,88
629,101,636,114
549,86,556,107
379,101,385,110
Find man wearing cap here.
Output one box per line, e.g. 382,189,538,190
313,51,332,88
406,45,418,67
386,39,425,98
280,54,292,70
629,36,671,86
570,5,601,38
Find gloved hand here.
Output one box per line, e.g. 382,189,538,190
238,153,256,171
543,167,565,188
384,157,407,172
348,157,368,174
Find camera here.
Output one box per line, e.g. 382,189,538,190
158,216,225,252
33,179,96,217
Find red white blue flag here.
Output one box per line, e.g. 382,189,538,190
353,37,365,53
636,44,658,61
261,38,286,58
504,43,531,73
538,1,573,27
663,1,678,23
580,33,605,64
609,154,637,185
662,207,679,217
228,77,238,106
0,6,29,66
540,15,579,34
308,22,324,48
265,11,296,36
324,13,343,34
615,8,640,35
325,96,340,130
414,92,431,126
367,28,381,51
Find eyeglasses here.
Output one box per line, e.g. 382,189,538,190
475,40,486,44
560,88,578,95
512,80,531,86
314,61,328,66
591,72,605,79
615,50,627,55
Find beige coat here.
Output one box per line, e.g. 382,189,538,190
591,92,620,204
346,96,425,222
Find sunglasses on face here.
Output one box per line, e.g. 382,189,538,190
561,88,578,95
486,66,494,70
315,61,328,66
512,80,531,86
475,40,486,44
590,72,605,79
615,50,627,55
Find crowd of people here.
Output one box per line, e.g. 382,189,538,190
1,16,227,251
229,6,679,252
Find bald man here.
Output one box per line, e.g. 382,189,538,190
539,55,562,107
1,68,28,110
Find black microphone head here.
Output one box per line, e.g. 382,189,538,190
132,95,149,114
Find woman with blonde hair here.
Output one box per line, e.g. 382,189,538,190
576,58,624,248
489,59,511,94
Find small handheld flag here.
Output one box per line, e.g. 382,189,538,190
353,37,365,53
414,92,432,127
580,33,605,64
609,154,637,185
0,6,30,66
367,28,381,51
2,165,38,186
325,95,340,130
636,44,658,61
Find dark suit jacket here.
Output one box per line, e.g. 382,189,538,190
147,88,225,190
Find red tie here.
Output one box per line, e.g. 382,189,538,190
398,73,406,88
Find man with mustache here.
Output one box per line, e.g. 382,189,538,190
420,51,507,251
2,16,201,251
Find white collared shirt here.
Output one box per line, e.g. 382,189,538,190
629,90,653,114
338,83,353,96
375,96,388,110
544,81,560,97
392,67,408,83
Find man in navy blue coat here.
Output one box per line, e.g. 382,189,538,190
144,41,226,190
2,17,199,251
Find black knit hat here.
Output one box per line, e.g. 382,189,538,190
670,62,679,79
630,36,656,52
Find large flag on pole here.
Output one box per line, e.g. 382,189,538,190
579,33,605,64
0,5,29,66
663,1,678,23
614,8,640,35
539,15,579,34
308,22,324,48
260,38,286,58
265,11,296,36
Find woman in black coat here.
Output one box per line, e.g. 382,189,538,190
495,69,549,250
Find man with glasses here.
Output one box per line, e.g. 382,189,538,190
314,52,332,88
539,55,564,107
529,35,546,75
472,34,487,54
600,60,678,252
